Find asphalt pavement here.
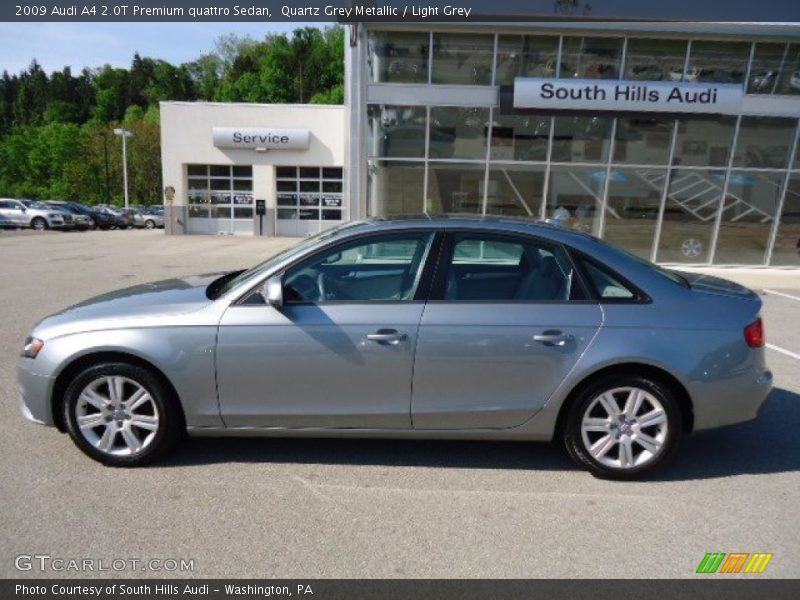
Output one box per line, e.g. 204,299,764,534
1,229,798,579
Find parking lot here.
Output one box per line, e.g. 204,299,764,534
1,229,799,578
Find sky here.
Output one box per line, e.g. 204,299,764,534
0,22,316,74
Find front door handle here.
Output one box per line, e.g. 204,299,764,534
533,330,573,347
367,329,408,345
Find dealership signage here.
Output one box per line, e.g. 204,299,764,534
212,127,310,150
513,78,744,114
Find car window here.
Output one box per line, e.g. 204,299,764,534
283,232,434,303
581,260,636,299
444,234,575,302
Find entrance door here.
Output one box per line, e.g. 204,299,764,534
412,231,603,429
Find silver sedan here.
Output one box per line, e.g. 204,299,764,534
17,216,773,479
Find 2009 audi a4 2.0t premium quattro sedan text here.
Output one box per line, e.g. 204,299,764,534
18,216,773,479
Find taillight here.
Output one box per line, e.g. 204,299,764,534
744,317,765,348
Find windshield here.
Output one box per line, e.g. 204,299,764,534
26,201,50,210
212,222,364,299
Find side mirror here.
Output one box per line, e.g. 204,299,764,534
263,275,283,308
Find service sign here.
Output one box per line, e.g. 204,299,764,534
513,78,744,115
213,127,310,150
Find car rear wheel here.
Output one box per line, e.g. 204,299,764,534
31,217,48,231
563,375,681,480
63,362,183,467
145,219,155,229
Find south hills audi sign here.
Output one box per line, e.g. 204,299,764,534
513,78,744,114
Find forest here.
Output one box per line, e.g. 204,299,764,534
0,26,345,205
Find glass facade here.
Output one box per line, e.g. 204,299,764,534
276,167,344,236
364,30,800,266
187,165,254,233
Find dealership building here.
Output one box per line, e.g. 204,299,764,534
160,20,800,267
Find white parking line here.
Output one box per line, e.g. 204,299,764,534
763,289,800,302
766,343,800,361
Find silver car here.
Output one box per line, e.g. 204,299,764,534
0,198,65,230
17,216,772,479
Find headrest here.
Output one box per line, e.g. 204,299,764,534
540,256,557,277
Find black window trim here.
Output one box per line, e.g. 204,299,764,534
428,229,594,305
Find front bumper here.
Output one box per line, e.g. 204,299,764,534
17,359,56,427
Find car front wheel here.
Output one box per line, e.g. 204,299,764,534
563,375,681,480
145,219,155,229
31,217,48,231
63,362,183,466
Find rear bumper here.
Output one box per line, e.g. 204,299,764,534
691,367,773,431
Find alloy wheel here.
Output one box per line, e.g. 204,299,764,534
579,386,668,470
74,376,160,456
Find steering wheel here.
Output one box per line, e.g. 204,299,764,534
317,272,336,301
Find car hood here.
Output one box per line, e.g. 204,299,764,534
676,271,759,300
33,273,225,338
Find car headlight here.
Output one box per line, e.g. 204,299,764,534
21,337,44,358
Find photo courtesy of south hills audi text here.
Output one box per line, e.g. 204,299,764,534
14,583,316,597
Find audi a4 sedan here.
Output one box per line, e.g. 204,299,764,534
18,216,772,478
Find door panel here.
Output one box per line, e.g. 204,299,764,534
217,303,424,428
412,303,602,429
411,231,602,429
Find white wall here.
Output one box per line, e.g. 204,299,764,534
159,102,345,215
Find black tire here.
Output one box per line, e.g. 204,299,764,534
31,217,48,231
145,219,155,230
563,374,682,480
89,219,98,230
63,362,184,467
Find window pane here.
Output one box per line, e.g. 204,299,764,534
368,31,429,83
674,116,736,167
748,43,786,94
322,181,343,193
369,160,425,216
688,41,749,84
276,166,296,178
283,233,433,302
233,206,253,219
187,164,207,177
299,167,319,179
624,39,687,82
211,205,231,219
299,180,320,192
551,116,613,163
427,163,485,213
322,209,342,221
445,235,573,301
188,205,209,217
187,178,208,191
771,174,800,266
209,178,230,191
546,166,605,236
368,105,427,158
322,167,343,179
277,208,297,220
490,113,550,161
485,166,545,218
277,193,297,207
613,117,674,165
776,43,800,95
431,33,494,85
714,171,785,265
582,261,635,299
656,169,724,264
233,179,252,191
560,37,622,79
734,117,797,169
602,168,666,260
232,166,252,178
209,165,230,177
277,180,297,192
429,107,489,160
495,35,559,85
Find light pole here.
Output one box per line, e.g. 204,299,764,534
113,128,134,209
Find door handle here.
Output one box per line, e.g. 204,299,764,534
532,330,573,347
367,329,408,345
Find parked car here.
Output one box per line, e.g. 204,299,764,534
62,202,116,230
42,201,93,231
23,200,81,231
133,207,164,229
17,216,772,479
0,198,65,230
93,205,131,229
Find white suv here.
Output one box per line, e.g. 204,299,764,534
0,198,65,230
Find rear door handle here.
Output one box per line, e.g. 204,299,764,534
367,329,408,345
533,330,573,347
